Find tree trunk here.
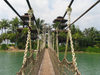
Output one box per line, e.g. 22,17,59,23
5,28,8,45
56,27,59,58
52,32,55,49
15,32,18,48
23,25,25,28
37,30,40,51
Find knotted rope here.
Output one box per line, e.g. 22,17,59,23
64,7,81,74
21,9,33,74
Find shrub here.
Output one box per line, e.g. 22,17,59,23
95,43,100,48
0,44,8,50
8,44,15,46
32,41,37,49
59,45,65,52
17,43,25,49
86,46,100,53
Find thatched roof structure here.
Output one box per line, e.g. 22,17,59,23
53,16,67,23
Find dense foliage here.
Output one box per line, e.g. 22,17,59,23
57,25,100,52
0,17,100,53
0,17,44,50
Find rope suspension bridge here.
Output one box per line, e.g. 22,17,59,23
3,0,100,75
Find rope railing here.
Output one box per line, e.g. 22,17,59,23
48,22,81,74
49,4,81,75
17,18,46,75
17,10,46,74
48,45,81,75
53,0,75,59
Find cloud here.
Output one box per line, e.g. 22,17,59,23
71,0,100,30
0,0,100,30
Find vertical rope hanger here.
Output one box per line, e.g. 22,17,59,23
65,7,81,74
67,7,77,70
21,9,33,73
28,10,33,57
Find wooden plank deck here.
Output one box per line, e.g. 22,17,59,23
38,49,55,75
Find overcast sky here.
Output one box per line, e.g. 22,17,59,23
0,0,100,30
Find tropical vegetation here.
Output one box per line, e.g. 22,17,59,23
0,17,100,53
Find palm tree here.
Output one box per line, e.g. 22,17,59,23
83,27,98,46
0,19,9,44
0,19,9,34
52,32,55,49
10,17,20,47
53,22,59,58
36,18,44,50
10,17,20,33
0,21,3,34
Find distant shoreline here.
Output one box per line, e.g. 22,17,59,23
0,49,24,52
0,49,100,54
60,51,100,54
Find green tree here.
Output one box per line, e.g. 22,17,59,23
9,17,20,47
10,17,20,33
0,21,4,34
53,22,59,57
36,18,44,50
83,27,98,46
0,19,9,44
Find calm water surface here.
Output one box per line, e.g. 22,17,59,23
0,52,100,75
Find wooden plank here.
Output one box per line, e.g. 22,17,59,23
38,49,55,75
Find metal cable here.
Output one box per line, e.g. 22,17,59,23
56,0,74,27
4,0,22,20
26,0,32,10
69,0,74,8
71,0,100,25
65,0,100,29
26,0,38,26
4,0,32,29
